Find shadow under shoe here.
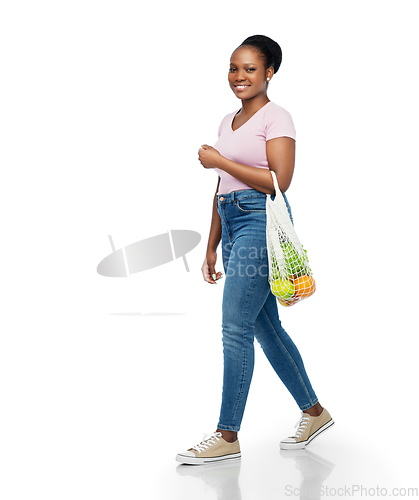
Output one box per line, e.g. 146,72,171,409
177,460,242,500
280,448,335,500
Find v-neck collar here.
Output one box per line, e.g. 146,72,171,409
230,101,271,132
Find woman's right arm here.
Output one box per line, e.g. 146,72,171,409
201,177,223,284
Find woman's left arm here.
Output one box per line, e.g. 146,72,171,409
198,137,295,194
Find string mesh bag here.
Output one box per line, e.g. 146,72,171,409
266,170,316,307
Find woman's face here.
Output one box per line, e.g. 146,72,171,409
228,46,272,99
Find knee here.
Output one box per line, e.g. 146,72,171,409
222,321,254,352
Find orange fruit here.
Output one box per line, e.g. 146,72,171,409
293,275,316,299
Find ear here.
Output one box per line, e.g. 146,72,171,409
266,66,274,82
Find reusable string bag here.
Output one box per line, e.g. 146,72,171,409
266,170,316,307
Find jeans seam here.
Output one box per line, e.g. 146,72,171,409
236,206,266,213
224,207,235,242
218,205,234,243
231,352,246,427
261,305,316,408
229,256,260,429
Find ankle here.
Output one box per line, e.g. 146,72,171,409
216,428,238,443
304,402,323,417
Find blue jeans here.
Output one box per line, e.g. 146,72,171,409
216,188,318,432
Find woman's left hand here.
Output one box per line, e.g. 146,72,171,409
198,145,222,169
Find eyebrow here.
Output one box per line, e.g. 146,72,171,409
229,62,257,66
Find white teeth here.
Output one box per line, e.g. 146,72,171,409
236,85,248,89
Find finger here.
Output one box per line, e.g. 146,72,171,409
209,267,221,284
201,262,210,279
205,262,216,284
202,263,215,284
215,271,223,280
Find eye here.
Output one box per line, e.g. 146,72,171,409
246,68,256,72
229,67,236,72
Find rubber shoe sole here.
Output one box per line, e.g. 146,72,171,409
280,418,335,450
176,451,241,465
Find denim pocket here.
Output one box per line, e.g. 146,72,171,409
236,196,266,213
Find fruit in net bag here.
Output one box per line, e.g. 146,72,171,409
294,275,316,299
270,253,280,280
271,278,295,299
277,296,299,307
266,170,315,307
282,242,308,277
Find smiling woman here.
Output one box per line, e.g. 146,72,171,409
176,35,334,466
228,38,279,100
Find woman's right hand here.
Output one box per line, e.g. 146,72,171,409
202,250,223,284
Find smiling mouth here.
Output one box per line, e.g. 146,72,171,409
234,85,250,90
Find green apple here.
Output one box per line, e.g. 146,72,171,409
271,278,295,299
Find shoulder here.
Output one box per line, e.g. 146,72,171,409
220,109,239,125
263,102,294,122
263,102,296,141
218,109,239,135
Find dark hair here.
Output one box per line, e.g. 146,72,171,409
238,35,282,73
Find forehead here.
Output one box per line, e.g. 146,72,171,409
230,46,263,65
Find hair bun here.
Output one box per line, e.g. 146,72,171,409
240,35,282,73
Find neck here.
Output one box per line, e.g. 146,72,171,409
240,94,270,115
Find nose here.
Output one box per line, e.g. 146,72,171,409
235,69,246,81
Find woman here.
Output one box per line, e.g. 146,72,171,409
176,35,334,465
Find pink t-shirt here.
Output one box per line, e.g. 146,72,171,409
213,101,296,195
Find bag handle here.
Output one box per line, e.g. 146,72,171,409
267,170,283,206
270,170,281,194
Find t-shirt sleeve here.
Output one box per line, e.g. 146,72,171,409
265,105,296,142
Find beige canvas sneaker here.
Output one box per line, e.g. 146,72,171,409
280,408,334,450
176,432,241,465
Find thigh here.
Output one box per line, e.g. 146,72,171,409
221,223,271,329
218,191,267,277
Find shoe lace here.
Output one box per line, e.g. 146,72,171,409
292,413,311,439
191,432,223,454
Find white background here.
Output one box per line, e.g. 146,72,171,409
1,0,418,498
